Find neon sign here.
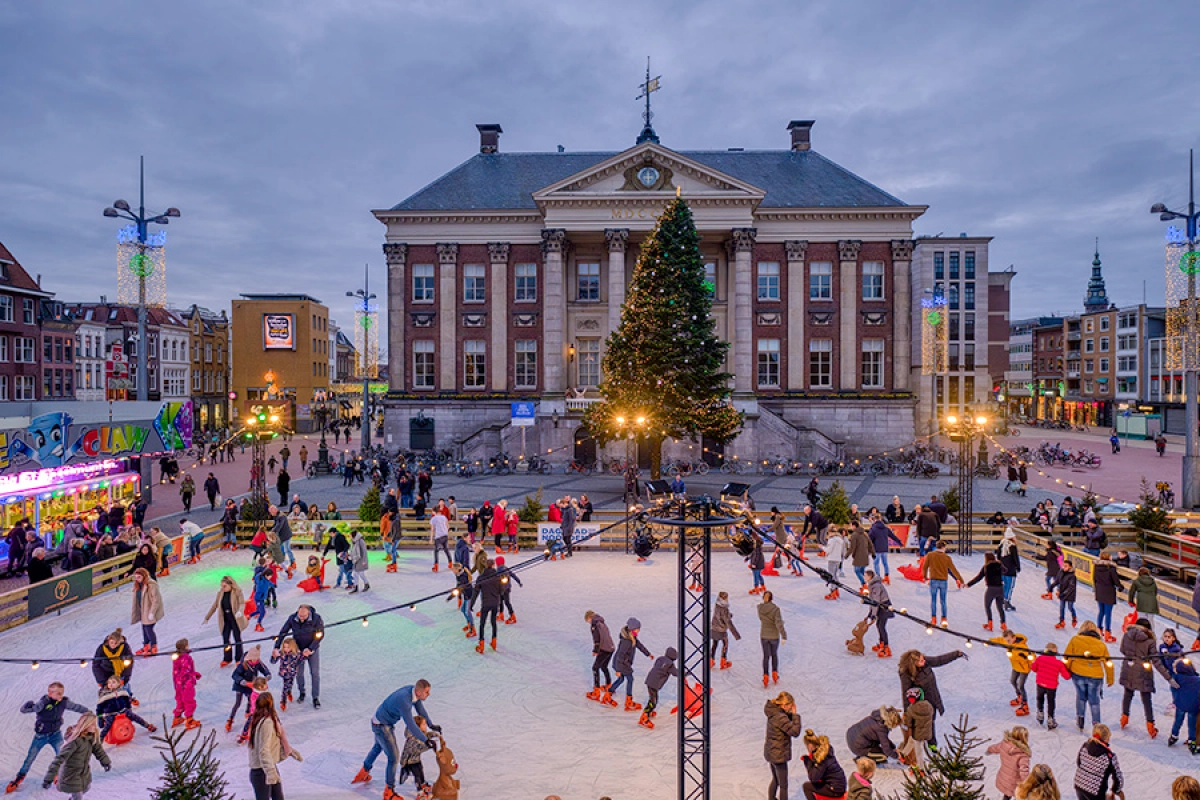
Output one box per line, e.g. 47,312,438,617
0,459,127,495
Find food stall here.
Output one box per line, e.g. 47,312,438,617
0,458,142,550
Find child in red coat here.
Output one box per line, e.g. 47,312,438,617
1030,642,1071,730
171,638,201,729
506,509,520,553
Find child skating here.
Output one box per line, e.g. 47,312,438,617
40,714,110,798
506,507,520,553
991,628,1032,716
226,645,270,732
252,558,272,632
494,555,522,624
985,726,1031,800
237,676,269,743
1055,561,1078,629
639,648,678,729
710,591,741,670
448,563,476,637
171,639,202,730
398,714,437,798
610,618,652,711
96,676,155,740
585,610,616,706
271,637,302,711
898,688,933,774
1030,642,1071,729
6,682,90,793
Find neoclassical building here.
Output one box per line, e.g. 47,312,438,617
374,121,927,464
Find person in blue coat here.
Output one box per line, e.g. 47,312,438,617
272,604,324,708
454,534,471,568
1168,660,1200,751
866,516,903,583
353,680,440,798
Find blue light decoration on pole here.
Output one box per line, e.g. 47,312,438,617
103,157,180,402
1152,149,1200,508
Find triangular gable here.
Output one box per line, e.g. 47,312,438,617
532,142,765,203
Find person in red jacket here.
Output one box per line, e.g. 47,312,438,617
1030,642,1072,730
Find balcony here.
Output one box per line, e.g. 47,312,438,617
565,394,603,413
1067,370,1080,378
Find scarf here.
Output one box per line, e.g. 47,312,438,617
103,643,125,677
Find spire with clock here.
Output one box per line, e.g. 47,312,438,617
635,57,661,146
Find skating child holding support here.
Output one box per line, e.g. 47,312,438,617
270,638,302,711
398,714,436,797
96,676,155,740
226,645,270,732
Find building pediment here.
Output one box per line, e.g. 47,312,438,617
532,143,766,209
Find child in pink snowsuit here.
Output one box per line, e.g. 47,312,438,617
507,509,520,552
171,638,201,728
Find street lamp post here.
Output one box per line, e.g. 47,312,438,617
103,157,180,402
347,270,377,454
1152,149,1200,509
945,411,987,555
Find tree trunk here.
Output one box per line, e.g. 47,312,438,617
649,433,664,480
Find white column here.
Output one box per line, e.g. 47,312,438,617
437,243,458,392
605,228,629,336
541,229,567,395
730,228,757,396
383,243,406,390
785,240,807,391
489,242,510,392
838,240,861,390
891,240,914,391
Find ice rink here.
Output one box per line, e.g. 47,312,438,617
0,544,1193,798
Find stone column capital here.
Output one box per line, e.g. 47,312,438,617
487,242,511,264
382,242,407,267
604,228,630,253
541,228,568,255
890,239,915,261
784,240,809,262
728,227,758,255
838,239,862,262
436,243,458,265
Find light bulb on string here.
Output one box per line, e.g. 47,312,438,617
31,661,39,670
362,618,369,627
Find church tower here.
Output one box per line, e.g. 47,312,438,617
1083,239,1109,313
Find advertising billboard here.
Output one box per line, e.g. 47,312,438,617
263,313,295,350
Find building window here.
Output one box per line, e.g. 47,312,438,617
1117,334,1137,349
704,262,717,298
949,343,960,371
1100,316,1110,331
14,375,34,400
0,296,11,323
809,262,832,300
1084,339,1094,353
757,262,780,301
192,371,201,391
1099,337,1109,352
950,314,960,340
15,337,35,363
43,370,52,398
949,252,960,280
1099,358,1109,372
43,338,52,363
577,263,600,302
948,284,959,310
1084,320,1093,333
809,339,832,388
965,251,976,279
463,264,486,303
412,264,435,302
1084,379,1093,393
861,339,884,388
934,253,944,280
413,341,435,389
964,343,976,370
1119,313,1136,329
514,340,537,389
757,339,780,387
464,340,486,388
22,299,34,325
148,336,157,358
963,282,975,310
1085,360,1094,374
964,313,975,342
862,262,884,301
514,263,537,302
577,339,601,387
0,375,7,400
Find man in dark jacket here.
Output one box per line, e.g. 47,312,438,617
5,522,27,577
220,500,239,549
272,604,324,708
203,473,220,510
323,527,352,587
1118,618,1174,736
560,499,578,558
26,549,53,585
131,496,148,528
914,505,941,557
472,563,503,653
800,506,829,547
271,506,295,571
585,611,615,700
867,517,903,584
1082,521,1107,556
926,496,949,524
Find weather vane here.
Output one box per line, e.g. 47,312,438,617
635,57,661,144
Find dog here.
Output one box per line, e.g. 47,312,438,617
846,618,870,656
430,737,460,800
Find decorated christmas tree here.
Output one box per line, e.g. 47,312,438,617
583,196,742,477
150,719,233,800
818,481,853,525
896,714,987,800
358,484,382,522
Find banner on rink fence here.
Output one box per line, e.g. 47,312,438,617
28,567,93,619
537,522,600,546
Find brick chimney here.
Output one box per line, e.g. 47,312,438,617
476,123,502,154
787,120,814,151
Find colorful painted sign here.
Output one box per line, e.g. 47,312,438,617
264,313,295,350
0,401,193,476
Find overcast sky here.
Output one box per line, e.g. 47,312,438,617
1,1,1197,333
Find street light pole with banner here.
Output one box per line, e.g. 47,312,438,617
511,401,536,460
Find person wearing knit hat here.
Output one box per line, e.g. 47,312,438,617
609,618,652,712
227,645,270,733
494,556,523,625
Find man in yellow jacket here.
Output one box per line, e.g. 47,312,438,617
1064,621,1114,732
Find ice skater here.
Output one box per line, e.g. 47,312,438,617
171,639,201,730
6,682,90,793
271,638,303,711
638,648,678,729
585,611,616,705
397,715,436,797
1031,643,1071,730
252,558,273,632
711,591,741,670
610,618,652,711
431,509,451,572
758,590,786,687
226,645,271,733
352,680,441,800
448,563,476,637
865,570,892,658
494,555,521,624
96,675,155,739
822,528,846,599
471,557,503,653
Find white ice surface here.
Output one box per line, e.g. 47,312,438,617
0,547,1194,799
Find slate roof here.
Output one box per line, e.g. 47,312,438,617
387,149,907,212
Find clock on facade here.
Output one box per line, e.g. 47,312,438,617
637,166,660,188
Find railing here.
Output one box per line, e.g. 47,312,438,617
565,396,602,412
